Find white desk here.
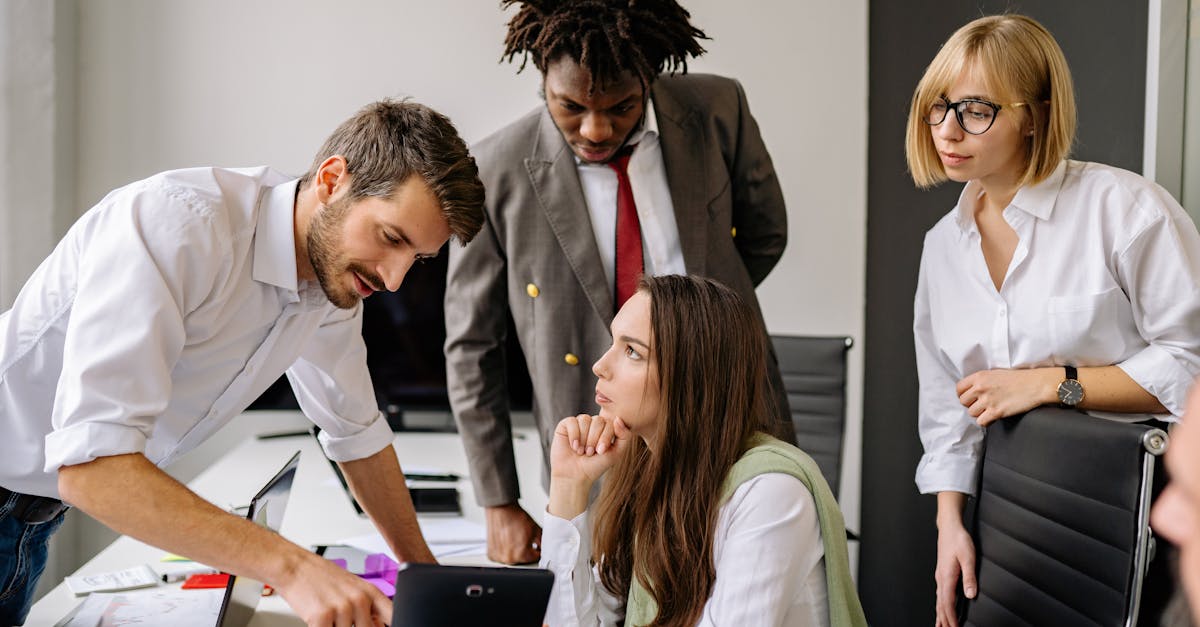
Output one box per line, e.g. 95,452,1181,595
27,411,548,626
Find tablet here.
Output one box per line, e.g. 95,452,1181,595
390,563,554,627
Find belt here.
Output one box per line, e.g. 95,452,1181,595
0,486,70,524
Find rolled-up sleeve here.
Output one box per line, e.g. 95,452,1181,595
913,246,984,495
288,302,392,462
1114,200,1200,418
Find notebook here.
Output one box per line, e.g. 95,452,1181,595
390,563,554,627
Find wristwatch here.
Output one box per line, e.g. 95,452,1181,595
1056,365,1084,407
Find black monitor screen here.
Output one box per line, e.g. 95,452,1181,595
249,245,532,428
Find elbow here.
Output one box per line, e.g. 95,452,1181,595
57,462,90,508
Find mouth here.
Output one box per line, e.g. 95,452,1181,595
939,151,971,166
595,389,612,405
576,145,617,163
351,273,377,298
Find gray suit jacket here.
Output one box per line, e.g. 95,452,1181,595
444,73,789,506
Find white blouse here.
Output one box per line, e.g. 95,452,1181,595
914,160,1200,495
539,473,829,626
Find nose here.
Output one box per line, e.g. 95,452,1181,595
592,346,613,379
378,254,414,292
935,110,964,141
579,112,612,144
1151,486,1189,543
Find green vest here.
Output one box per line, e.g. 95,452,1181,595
625,433,867,626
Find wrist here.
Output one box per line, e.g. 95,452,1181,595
1045,367,1065,405
547,477,592,520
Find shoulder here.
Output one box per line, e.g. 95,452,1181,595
473,107,545,168
654,73,742,101
1062,160,1184,229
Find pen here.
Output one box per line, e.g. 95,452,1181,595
404,473,460,482
162,566,219,583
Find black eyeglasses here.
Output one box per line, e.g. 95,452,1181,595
923,96,1025,135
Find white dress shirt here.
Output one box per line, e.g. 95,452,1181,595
0,166,393,498
540,473,829,626
914,160,1200,495
576,97,688,294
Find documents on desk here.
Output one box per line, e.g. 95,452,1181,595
55,588,224,627
340,517,488,559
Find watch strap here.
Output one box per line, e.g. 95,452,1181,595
1064,365,1078,381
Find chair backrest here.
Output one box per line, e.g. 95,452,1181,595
962,408,1167,627
770,335,852,494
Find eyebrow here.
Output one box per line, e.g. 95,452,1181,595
619,334,650,350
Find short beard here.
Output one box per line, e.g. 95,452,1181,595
307,196,357,309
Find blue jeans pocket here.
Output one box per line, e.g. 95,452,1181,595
0,500,66,626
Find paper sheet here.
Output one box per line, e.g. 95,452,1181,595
339,517,487,559
55,588,223,627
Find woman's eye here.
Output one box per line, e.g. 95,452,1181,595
625,345,642,360
384,232,400,245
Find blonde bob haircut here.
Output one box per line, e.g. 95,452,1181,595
905,14,1076,189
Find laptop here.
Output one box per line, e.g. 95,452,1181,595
55,451,302,627
215,450,302,627
390,563,554,627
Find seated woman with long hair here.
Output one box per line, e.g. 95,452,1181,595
538,275,865,626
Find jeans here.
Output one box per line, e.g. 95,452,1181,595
0,492,66,626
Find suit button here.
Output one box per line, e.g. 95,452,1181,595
526,283,540,298
564,353,579,366
731,227,737,237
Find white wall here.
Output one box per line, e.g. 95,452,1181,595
60,0,867,573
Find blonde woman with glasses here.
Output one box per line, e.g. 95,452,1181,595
906,14,1200,627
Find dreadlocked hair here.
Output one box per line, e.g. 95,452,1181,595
501,0,708,92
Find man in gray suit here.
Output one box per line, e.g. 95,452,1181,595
445,0,792,564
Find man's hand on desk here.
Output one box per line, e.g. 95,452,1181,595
485,503,542,565
274,550,392,627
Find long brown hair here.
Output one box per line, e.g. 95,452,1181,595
592,275,772,625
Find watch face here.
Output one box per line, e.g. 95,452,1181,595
1058,379,1084,406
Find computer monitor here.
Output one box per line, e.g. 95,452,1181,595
249,245,532,428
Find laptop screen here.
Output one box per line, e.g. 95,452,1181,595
215,450,301,627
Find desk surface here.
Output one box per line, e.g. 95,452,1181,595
28,411,548,626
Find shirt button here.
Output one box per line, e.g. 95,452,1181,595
526,283,540,298
731,227,737,238
564,353,579,366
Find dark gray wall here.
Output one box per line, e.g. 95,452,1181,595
861,3,1147,625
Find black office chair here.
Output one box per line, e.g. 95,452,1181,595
770,335,853,495
961,407,1168,627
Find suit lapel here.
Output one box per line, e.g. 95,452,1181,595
525,109,615,323
653,80,708,276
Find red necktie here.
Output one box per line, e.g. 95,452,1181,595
608,148,642,312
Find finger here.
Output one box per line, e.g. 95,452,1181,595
585,415,608,454
373,592,393,627
967,400,984,418
960,549,978,599
574,414,592,453
563,417,582,453
613,417,632,440
595,418,616,454
955,375,973,396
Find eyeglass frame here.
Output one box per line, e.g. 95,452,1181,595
923,95,1027,135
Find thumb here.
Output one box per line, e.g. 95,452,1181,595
611,418,633,448
960,548,978,599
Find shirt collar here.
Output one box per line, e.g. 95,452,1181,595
252,178,301,292
953,159,1068,233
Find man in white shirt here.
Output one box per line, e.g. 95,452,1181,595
444,0,791,565
0,99,484,626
